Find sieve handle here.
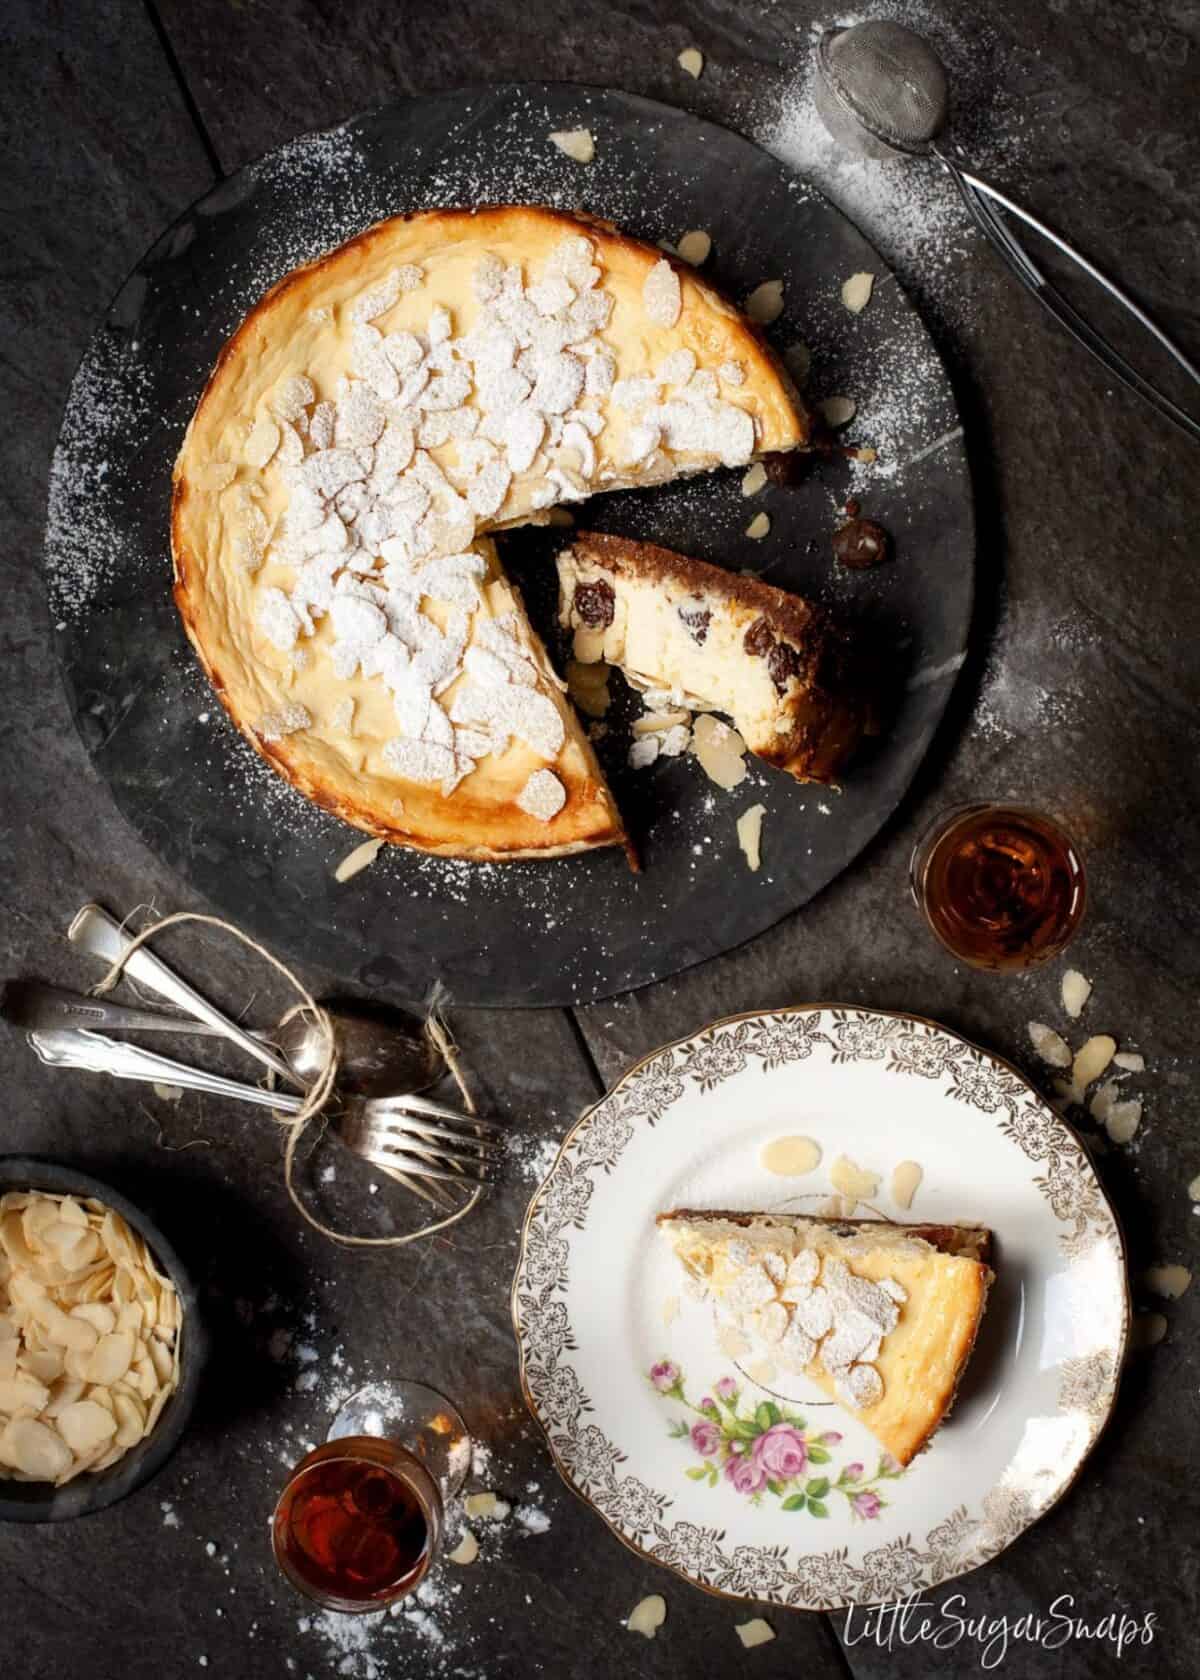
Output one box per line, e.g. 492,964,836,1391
937,151,1200,445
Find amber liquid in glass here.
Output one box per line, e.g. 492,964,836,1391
273,1440,436,1609
913,805,1085,970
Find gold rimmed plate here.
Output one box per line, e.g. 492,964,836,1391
511,1006,1128,1608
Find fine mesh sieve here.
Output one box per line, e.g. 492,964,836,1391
812,21,1200,442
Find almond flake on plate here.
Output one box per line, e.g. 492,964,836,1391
677,46,703,77
676,230,711,266
548,129,595,164
1028,1021,1072,1068
830,1154,880,1201
334,838,383,882
841,271,875,314
736,803,765,871
891,1160,923,1209
745,512,770,540
626,1595,666,1638
691,713,747,790
745,280,784,325
736,1619,775,1649
741,463,767,497
1061,969,1092,1018
819,395,857,428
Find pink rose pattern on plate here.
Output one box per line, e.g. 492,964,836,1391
652,1361,904,1519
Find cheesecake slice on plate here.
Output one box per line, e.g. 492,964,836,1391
657,1209,994,1465
557,532,869,785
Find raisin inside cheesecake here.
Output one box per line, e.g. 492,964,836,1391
558,532,868,784
658,1209,994,1465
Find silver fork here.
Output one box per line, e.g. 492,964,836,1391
25,1027,504,1190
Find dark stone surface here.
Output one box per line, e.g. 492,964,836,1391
1,1,1197,1677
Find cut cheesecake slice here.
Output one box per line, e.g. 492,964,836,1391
171,206,808,857
658,1209,993,1465
557,532,868,784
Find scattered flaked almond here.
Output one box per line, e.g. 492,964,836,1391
741,463,767,497
1113,1051,1145,1072
841,271,875,314
819,1195,856,1218
1130,1312,1167,1351
566,659,611,719
447,1529,479,1565
819,395,856,429
1061,969,1091,1019
334,837,383,883
677,46,703,77
1072,1035,1116,1091
1089,1079,1121,1126
783,342,811,384
891,1160,923,1210
632,710,690,735
627,1594,667,1638
691,713,748,790
830,1154,880,1202
736,804,765,872
1143,1264,1191,1299
761,1136,822,1176
463,1491,511,1520
548,129,595,164
1028,1021,1072,1068
677,229,711,265
1105,1099,1142,1144
661,1295,680,1326
1189,1173,1200,1203
745,512,771,540
152,1083,183,1103
736,1619,776,1649
745,280,784,325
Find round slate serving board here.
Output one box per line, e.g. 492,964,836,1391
44,84,972,1009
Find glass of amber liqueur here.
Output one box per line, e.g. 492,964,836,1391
910,803,1086,971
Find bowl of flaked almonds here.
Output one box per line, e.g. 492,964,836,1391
0,1158,205,1521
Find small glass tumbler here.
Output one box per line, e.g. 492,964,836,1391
910,802,1086,971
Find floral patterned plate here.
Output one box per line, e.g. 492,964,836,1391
511,1007,1129,1609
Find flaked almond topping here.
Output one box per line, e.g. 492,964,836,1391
741,463,767,496
745,280,784,325
841,271,875,314
244,414,281,469
745,512,771,540
761,1136,822,1176
819,395,856,429
830,1155,880,1202
1028,1021,1072,1068
548,128,595,163
334,837,383,883
1073,1034,1116,1090
1061,968,1091,1019
891,1160,923,1210
643,258,683,328
1143,1264,1191,1299
691,712,748,790
627,1595,667,1638
677,46,703,77
736,803,765,871
516,769,566,822
735,1619,776,1649
676,229,711,266
447,1529,479,1564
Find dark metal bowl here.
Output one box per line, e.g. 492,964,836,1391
0,1156,208,1523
